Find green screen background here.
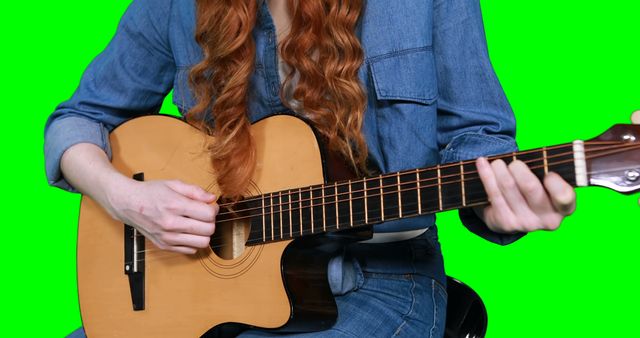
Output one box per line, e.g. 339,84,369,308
2,0,638,336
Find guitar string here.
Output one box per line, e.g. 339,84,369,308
214,140,626,211
132,143,639,256
131,147,640,258
210,143,640,245
134,162,576,258
133,158,635,259
214,142,636,218
134,161,569,256
128,166,611,262
214,142,639,220
131,166,586,262
129,198,500,262
217,146,558,210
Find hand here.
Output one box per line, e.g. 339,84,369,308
59,143,218,254
104,179,218,254
473,157,576,234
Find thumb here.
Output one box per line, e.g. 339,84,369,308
632,110,640,124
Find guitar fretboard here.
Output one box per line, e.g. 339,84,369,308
216,143,578,245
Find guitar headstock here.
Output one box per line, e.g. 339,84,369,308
586,124,640,194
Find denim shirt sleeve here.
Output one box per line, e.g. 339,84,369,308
44,0,176,192
433,0,524,245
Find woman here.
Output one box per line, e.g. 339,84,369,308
47,0,582,337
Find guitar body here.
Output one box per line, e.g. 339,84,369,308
77,115,359,337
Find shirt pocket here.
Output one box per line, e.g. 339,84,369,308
368,47,438,105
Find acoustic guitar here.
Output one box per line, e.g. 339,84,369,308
76,114,640,337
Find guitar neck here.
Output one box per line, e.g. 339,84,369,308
223,141,591,246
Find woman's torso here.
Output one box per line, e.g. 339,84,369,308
167,0,440,232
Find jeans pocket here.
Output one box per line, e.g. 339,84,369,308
328,254,365,296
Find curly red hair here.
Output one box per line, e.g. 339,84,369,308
188,0,367,199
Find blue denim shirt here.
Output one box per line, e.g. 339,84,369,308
44,0,522,245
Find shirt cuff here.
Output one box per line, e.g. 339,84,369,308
439,132,525,245
44,116,112,192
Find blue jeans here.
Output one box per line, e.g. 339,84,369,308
69,227,447,338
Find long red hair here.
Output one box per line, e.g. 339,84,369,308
188,0,367,199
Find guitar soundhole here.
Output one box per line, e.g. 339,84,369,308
209,219,251,260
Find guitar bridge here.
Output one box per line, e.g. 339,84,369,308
124,172,145,311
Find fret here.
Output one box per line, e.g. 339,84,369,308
310,186,315,233
311,186,324,234
363,179,369,224
334,183,340,229
399,170,419,217
382,174,400,220
348,180,353,226
460,162,466,207
543,146,549,175
290,188,302,237
264,193,273,241
322,185,327,232
365,177,383,223
280,192,284,238
288,190,293,237
300,187,312,235
299,188,303,235
351,180,366,226
261,194,266,242
440,163,463,210
280,191,291,238
379,176,385,221
323,185,337,232
337,181,352,228
417,167,439,213
462,161,485,206
397,173,402,218
272,192,281,240
437,165,443,210
512,151,517,163
416,169,422,214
